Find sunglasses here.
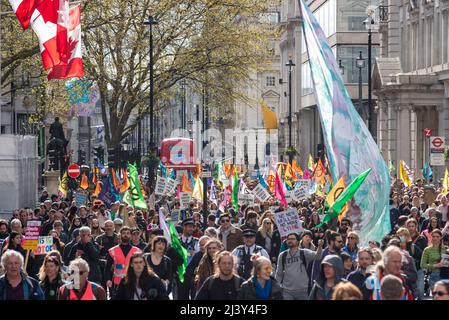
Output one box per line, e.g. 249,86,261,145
221,219,230,223
347,237,356,240
433,291,448,297
264,222,272,225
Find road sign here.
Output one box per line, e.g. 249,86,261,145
68,163,81,178
430,136,446,166
424,128,432,138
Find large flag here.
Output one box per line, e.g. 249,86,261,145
181,174,193,193
119,168,130,193
159,161,167,178
93,180,102,197
399,160,412,187
299,0,390,244
58,171,68,198
261,99,277,130
111,168,121,190
47,4,84,80
318,169,371,227
275,171,287,207
167,222,188,282
231,167,239,211
8,0,43,30
422,162,433,182
313,159,326,184
326,176,349,222
292,160,304,177
192,175,203,202
258,169,269,190
443,168,449,194
123,163,148,210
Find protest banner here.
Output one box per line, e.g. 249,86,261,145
179,192,192,209
274,208,304,238
23,220,41,250
284,191,294,204
238,193,255,206
164,177,178,194
293,183,309,201
75,191,88,207
32,236,53,255
155,176,167,195
252,184,271,202
171,210,180,224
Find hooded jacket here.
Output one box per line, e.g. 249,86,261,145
308,255,344,300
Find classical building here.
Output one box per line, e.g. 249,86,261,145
373,0,449,179
279,0,381,165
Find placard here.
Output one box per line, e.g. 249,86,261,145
179,192,192,209
33,236,53,255
238,193,255,206
274,208,304,238
293,183,309,201
252,184,271,202
155,176,167,195
171,210,180,224
23,220,41,250
284,191,294,204
75,192,88,207
164,177,178,194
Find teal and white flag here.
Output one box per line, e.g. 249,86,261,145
299,0,391,244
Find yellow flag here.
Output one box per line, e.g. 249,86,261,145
292,160,303,176
308,154,314,171
261,100,277,130
58,172,68,198
399,160,412,187
326,176,349,222
443,168,449,194
192,175,203,201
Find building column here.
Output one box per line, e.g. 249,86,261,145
387,99,398,169
376,96,389,162
395,104,412,170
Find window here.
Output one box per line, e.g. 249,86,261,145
336,46,379,84
301,62,313,96
266,76,276,87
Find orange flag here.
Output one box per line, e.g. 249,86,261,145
80,172,89,190
111,168,121,190
93,181,102,196
224,161,232,178
119,168,130,193
292,160,303,177
92,168,98,184
314,159,326,184
181,174,193,193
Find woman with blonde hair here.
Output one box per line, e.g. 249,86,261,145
194,239,223,292
256,217,281,264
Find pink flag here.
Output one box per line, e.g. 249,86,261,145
47,4,84,79
275,171,287,207
303,168,311,180
219,187,230,211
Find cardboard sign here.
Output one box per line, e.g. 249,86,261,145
171,210,180,224
155,176,167,195
33,236,53,255
75,192,88,207
284,191,295,204
252,184,271,202
238,193,255,206
274,208,304,238
164,177,178,194
293,183,309,201
23,220,41,250
179,192,192,209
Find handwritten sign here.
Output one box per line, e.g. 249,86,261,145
33,236,53,255
179,192,192,209
164,177,178,195
155,176,167,195
75,192,88,207
293,183,309,201
252,184,271,202
238,193,255,206
23,221,41,250
171,210,180,224
274,208,303,238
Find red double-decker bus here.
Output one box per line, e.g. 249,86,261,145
160,138,197,177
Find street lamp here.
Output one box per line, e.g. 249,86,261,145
356,51,366,114
364,8,376,136
285,54,295,164
144,15,158,152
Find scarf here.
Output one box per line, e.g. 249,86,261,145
253,277,271,300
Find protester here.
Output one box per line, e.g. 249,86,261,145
144,236,173,293
58,258,106,300
432,280,449,300
299,230,316,251
341,251,354,277
0,250,44,300
347,247,374,300
195,251,244,300
420,229,449,290
38,254,64,300
311,231,343,282
194,239,223,292
331,282,363,300
342,231,359,264
63,228,80,266
380,274,405,300
113,252,168,300
256,217,281,265
238,256,283,300
218,213,243,251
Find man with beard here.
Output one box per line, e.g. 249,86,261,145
275,232,323,300
347,247,375,299
311,231,344,283
105,226,141,295
96,220,119,288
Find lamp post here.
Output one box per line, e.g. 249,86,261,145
338,59,345,76
356,51,366,115
144,15,158,152
286,55,295,164
181,79,186,130
364,10,375,137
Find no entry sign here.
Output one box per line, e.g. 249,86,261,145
68,163,81,179
424,128,432,137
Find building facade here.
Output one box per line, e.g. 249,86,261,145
373,0,449,180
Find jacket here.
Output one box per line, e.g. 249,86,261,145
219,225,243,251
256,229,281,263
113,274,169,300
0,272,44,300
68,240,102,283
108,244,141,285
308,255,344,300
237,276,283,300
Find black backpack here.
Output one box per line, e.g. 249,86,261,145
280,249,312,287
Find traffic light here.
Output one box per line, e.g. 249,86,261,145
78,150,86,164
93,146,104,165
107,147,116,169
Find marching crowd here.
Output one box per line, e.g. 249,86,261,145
0,177,449,301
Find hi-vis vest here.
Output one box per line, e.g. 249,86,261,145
60,282,97,300
108,245,141,285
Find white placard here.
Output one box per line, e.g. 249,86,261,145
252,184,271,202
238,193,255,206
179,192,192,209
164,177,178,194
274,208,304,238
155,176,167,195
284,191,295,204
293,183,309,201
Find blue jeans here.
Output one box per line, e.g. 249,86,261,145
429,271,441,293
416,269,425,300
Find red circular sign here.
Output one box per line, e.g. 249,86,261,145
68,163,80,179
432,137,444,148
424,128,432,137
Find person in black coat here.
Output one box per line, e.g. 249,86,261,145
68,226,102,284
237,256,283,300
63,228,80,266
113,252,168,300
256,218,281,264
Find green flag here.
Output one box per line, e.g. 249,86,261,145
123,163,148,210
232,167,238,212
388,161,395,173
168,222,188,282
317,168,371,227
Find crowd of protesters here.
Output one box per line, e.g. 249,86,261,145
0,176,449,301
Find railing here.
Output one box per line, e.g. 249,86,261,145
378,5,389,22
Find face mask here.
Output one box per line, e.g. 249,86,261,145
399,236,406,243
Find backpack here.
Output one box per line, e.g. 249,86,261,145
280,249,311,282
